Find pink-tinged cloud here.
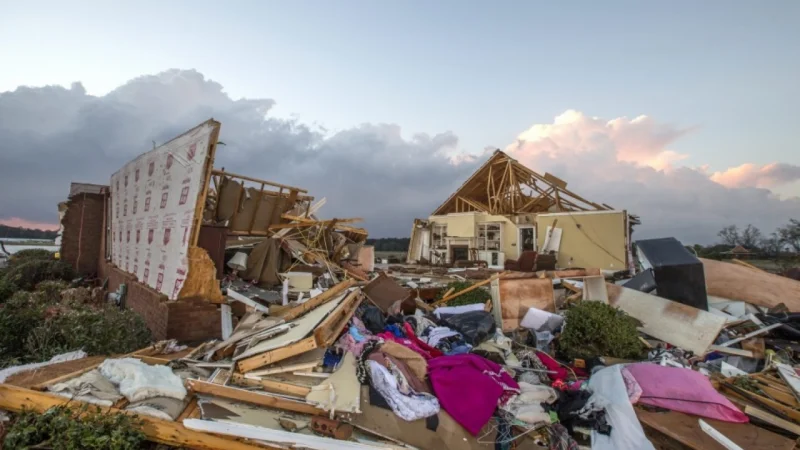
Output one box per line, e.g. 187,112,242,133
710,163,800,188
0,217,59,231
510,110,690,170
503,110,800,244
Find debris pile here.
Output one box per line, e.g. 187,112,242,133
2,120,800,450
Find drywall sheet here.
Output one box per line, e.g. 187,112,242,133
536,211,627,271
358,245,375,272
234,293,345,360
110,120,219,299
497,277,555,331
702,258,800,311
605,283,726,355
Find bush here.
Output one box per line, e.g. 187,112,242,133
4,404,146,450
0,278,15,303
0,292,50,366
558,301,644,361
2,259,75,291
435,281,491,307
8,248,54,264
25,306,152,361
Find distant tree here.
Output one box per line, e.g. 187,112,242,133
0,225,57,240
365,238,410,253
761,233,783,259
740,224,763,249
717,225,740,246
778,219,800,253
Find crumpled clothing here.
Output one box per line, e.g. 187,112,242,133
411,310,437,336
349,325,367,342
620,366,642,404
535,351,568,381
548,423,579,450
428,354,519,436
383,324,405,338
356,339,384,384
423,327,460,347
502,382,557,425
555,389,611,436
516,349,552,384
379,324,443,360
368,360,440,421
380,340,428,381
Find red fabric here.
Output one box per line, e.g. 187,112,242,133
377,323,443,360
428,354,519,435
626,363,748,423
535,351,568,381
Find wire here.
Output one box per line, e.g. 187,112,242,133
561,212,626,266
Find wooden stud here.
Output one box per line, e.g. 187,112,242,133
229,372,311,397
313,291,363,346
0,384,278,450
432,273,503,307
186,379,325,416
247,183,266,234
190,120,221,247
236,336,319,373
210,169,308,194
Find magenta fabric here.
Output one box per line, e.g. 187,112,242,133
626,363,748,423
428,354,520,435
402,322,444,358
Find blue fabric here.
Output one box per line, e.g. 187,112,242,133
349,325,366,342
446,344,472,355
383,324,404,338
323,350,342,368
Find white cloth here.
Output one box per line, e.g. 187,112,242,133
100,358,187,402
424,327,460,347
502,382,558,425
433,303,485,318
368,360,439,421
588,365,655,450
520,307,564,332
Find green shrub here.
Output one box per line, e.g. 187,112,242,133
435,281,491,307
0,278,15,303
558,301,644,361
4,404,146,450
35,279,71,299
0,292,49,366
2,259,75,291
7,248,54,265
25,306,152,361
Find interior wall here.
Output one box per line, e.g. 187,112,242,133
535,211,627,270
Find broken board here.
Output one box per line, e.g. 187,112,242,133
702,258,800,311
605,283,726,355
494,277,554,332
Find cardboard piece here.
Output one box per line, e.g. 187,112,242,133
702,258,800,312
363,273,410,313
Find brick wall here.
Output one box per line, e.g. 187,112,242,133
101,262,221,343
61,192,106,276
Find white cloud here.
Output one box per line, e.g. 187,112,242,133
1,71,798,243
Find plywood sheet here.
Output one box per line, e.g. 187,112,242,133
637,408,794,450
606,283,725,354
702,258,800,311
234,294,345,360
498,277,554,331
362,273,410,313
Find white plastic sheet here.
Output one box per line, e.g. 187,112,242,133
588,365,655,450
109,121,217,299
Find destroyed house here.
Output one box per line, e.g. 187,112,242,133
407,150,639,271
60,119,370,342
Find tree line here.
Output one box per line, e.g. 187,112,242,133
691,219,799,259
365,237,410,252
0,224,58,240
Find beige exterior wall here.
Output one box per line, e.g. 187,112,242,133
535,211,627,270
429,212,521,262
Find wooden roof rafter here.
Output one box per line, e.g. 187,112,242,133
431,149,612,216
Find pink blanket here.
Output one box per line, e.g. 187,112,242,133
428,354,519,435
626,363,748,423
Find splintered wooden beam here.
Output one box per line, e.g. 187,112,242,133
0,384,277,450
186,379,325,416
432,273,503,307
228,372,311,397
280,280,355,321
236,336,319,373
211,169,308,194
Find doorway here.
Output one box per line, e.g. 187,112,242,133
518,226,535,258
451,246,469,263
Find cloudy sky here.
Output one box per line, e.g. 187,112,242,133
1,1,799,244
